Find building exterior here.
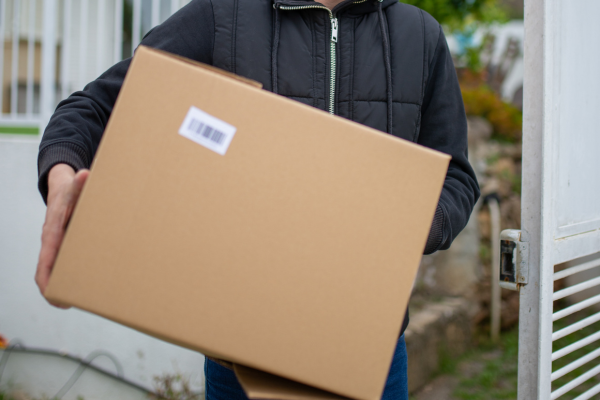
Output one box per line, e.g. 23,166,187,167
0,0,190,132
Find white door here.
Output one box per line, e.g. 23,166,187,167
518,0,600,398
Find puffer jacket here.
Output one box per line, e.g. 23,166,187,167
37,0,480,335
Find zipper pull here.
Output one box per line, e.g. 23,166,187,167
330,17,338,43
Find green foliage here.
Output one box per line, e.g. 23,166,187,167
400,0,507,32
402,0,509,72
461,85,522,142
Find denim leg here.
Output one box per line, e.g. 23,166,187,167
204,358,250,400
381,334,409,400
204,334,408,400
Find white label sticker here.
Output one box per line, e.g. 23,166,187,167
178,106,237,155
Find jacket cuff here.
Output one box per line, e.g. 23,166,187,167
38,142,90,204
423,205,445,255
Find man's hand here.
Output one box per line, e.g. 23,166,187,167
35,164,89,308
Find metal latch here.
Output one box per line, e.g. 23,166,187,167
499,229,530,291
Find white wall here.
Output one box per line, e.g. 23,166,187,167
0,136,205,394
0,351,150,400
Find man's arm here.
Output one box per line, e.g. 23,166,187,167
419,23,481,253
38,0,215,202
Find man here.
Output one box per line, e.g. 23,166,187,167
35,0,479,398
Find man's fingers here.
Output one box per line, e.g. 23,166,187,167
49,300,71,310
35,253,71,309
35,167,88,309
35,262,50,292
36,225,62,295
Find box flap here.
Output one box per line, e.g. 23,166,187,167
234,365,349,400
147,46,263,89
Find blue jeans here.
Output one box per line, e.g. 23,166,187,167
204,334,408,400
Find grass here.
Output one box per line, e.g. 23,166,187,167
408,327,519,400
0,126,39,135
414,303,600,400
451,328,519,400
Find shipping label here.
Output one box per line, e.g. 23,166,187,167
178,106,237,155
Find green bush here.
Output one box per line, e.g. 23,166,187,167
401,0,506,32
461,85,522,142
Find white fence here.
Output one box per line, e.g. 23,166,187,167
0,1,205,397
0,0,190,134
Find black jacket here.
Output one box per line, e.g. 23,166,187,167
38,0,479,334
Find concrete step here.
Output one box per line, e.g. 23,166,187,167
406,297,478,394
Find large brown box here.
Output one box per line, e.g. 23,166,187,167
46,46,450,400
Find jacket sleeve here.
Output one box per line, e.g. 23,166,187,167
419,25,480,253
37,0,215,203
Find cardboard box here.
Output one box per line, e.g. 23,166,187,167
45,46,450,400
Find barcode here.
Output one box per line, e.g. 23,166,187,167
179,106,236,155
188,119,226,145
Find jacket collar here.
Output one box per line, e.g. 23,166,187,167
273,0,397,15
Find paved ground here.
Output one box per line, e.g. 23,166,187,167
412,375,458,400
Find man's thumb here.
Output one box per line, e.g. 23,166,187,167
72,169,90,195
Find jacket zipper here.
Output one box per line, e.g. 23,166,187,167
277,0,367,115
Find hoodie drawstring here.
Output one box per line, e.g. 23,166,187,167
272,6,281,94
377,0,393,135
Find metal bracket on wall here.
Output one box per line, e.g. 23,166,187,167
499,229,530,291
